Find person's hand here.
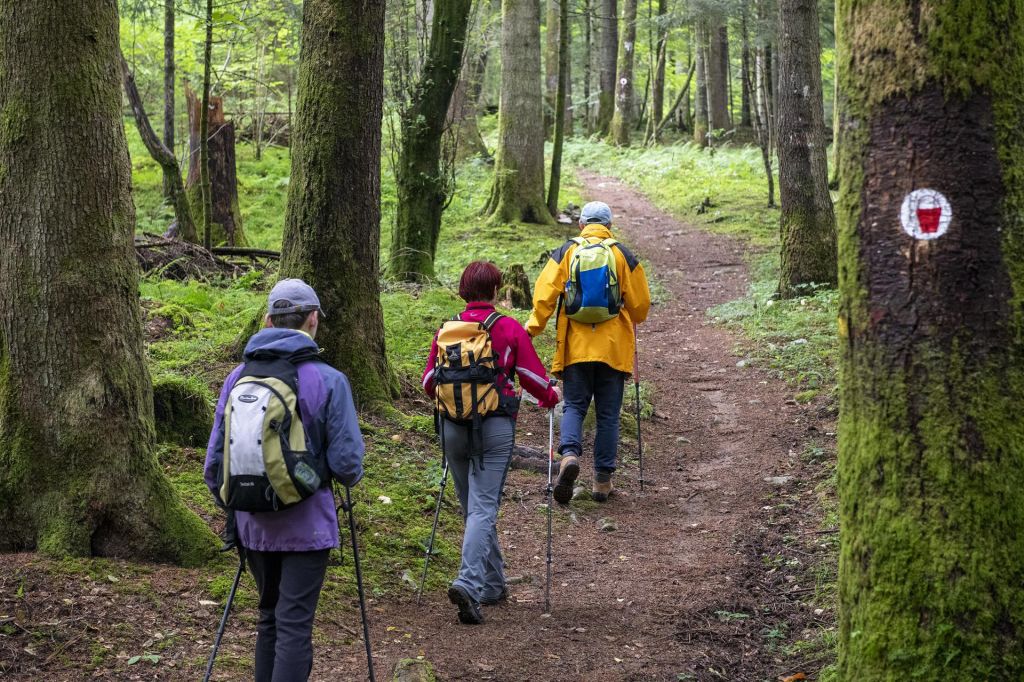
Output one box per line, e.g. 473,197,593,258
552,385,563,404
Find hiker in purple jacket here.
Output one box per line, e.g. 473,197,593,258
204,279,364,682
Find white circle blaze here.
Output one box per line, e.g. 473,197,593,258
900,188,952,240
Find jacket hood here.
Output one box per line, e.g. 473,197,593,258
243,328,319,360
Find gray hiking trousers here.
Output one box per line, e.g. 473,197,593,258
442,415,515,604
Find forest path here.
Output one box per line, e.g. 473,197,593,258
322,174,828,681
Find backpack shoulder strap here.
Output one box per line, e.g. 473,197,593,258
482,312,504,331
601,237,619,247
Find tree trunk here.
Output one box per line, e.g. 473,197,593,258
650,0,668,141
740,3,752,127
545,0,559,137
776,0,836,296
607,0,638,145
199,0,214,249
162,0,176,199
595,0,618,134
706,19,730,131
653,60,694,140
281,0,397,409
120,54,197,243
583,0,593,133
0,0,214,564
836,1,1024,677
390,0,473,281
692,23,708,146
185,88,247,247
547,0,569,216
485,0,553,224
447,47,490,163
745,47,775,207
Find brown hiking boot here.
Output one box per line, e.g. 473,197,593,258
592,472,614,503
552,455,579,505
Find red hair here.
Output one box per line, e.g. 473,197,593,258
458,261,502,302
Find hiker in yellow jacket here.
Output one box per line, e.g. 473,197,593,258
527,201,651,503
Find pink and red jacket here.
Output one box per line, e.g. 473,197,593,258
422,302,560,412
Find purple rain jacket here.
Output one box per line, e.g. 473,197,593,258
204,328,365,552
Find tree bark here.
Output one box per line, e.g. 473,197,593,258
595,0,618,134
547,0,569,216
836,1,1024,677
162,0,176,199
446,46,490,163
485,0,553,224
544,0,559,137
0,0,214,564
199,0,214,250
650,0,668,141
390,0,474,281
281,0,397,409
583,0,593,133
120,54,197,243
692,23,709,146
653,60,694,140
776,0,836,296
607,0,638,145
740,3,753,127
706,19,730,131
185,88,247,246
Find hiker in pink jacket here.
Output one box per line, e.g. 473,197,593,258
421,261,560,624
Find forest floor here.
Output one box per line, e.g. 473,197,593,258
0,173,838,681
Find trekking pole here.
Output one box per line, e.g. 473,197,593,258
633,323,645,492
338,484,377,682
545,407,554,614
203,550,245,682
417,418,449,604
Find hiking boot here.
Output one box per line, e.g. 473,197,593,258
448,585,484,625
480,587,509,606
592,471,614,503
552,455,580,505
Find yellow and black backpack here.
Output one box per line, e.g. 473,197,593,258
434,311,506,425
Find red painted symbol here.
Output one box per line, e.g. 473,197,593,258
901,189,951,240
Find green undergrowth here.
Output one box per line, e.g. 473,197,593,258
709,253,840,399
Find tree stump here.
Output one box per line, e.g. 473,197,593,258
185,86,247,246
500,264,533,309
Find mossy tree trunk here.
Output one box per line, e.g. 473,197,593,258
607,0,638,146
836,0,1024,676
0,0,215,565
484,0,553,225
544,0,559,137
596,0,618,134
389,0,473,282
776,0,836,296
447,42,491,164
281,0,398,410
185,88,247,247
739,3,752,127
649,0,668,142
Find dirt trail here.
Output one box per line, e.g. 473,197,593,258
321,174,828,681
0,175,830,681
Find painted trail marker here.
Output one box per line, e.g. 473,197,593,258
901,189,951,240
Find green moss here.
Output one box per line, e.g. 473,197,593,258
152,373,214,446
149,304,194,330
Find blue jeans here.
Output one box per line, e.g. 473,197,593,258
442,416,515,604
559,361,627,473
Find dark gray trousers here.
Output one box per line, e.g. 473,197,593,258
247,548,330,682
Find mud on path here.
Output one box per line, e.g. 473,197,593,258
0,175,835,681
318,174,835,681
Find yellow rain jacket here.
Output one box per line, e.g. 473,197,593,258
526,225,651,375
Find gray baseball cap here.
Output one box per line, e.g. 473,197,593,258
579,201,613,225
267,278,325,317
